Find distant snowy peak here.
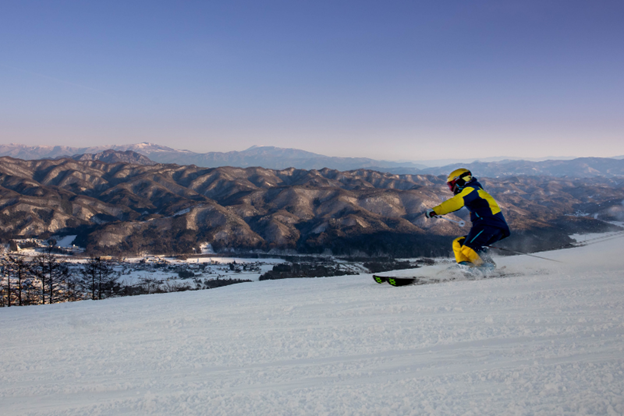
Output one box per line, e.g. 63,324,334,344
110,142,182,154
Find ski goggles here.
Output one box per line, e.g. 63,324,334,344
447,179,459,192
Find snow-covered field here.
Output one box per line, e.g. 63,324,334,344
113,256,285,287
1,235,624,415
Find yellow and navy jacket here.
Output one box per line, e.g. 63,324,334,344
432,179,510,236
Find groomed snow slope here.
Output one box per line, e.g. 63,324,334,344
1,236,624,416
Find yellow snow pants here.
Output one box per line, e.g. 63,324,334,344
452,236,484,266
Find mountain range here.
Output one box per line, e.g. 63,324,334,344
1,143,623,177
0,156,621,257
398,157,624,178
0,143,426,171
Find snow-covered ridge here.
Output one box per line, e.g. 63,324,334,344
1,236,623,415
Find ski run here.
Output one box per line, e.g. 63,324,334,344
1,231,624,415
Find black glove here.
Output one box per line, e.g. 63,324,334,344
425,208,438,219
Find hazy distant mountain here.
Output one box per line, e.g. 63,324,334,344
412,156,577,168
0,144,110,159
421,158,624,178
0,143,426,171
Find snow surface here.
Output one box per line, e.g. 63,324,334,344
198,242,214,254
1,237,624,415
111,256,285,287
570,222,624,244
53,235,77,248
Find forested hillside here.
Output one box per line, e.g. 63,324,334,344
0,156,621,256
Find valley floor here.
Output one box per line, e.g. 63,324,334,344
1,234,623,415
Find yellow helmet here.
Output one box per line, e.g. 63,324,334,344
446,168,472,194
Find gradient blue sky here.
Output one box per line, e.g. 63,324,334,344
1,0,623,161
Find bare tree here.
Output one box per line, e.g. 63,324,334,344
80,257,98,300
62,267,82,303
138,276,161,295
0,258,11,307
31,241,68,304
2,254,36,306
79,256,118,300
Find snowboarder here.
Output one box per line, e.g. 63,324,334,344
425,168,510,269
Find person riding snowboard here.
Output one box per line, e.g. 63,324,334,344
425,168,510,269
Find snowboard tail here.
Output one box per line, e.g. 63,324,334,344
373,275,387,284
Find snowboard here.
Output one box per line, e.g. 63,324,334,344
373,275,417,287
373,265,517,287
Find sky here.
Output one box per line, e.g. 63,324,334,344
1,0,623,161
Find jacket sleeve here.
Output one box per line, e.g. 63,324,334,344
432,188,473,215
